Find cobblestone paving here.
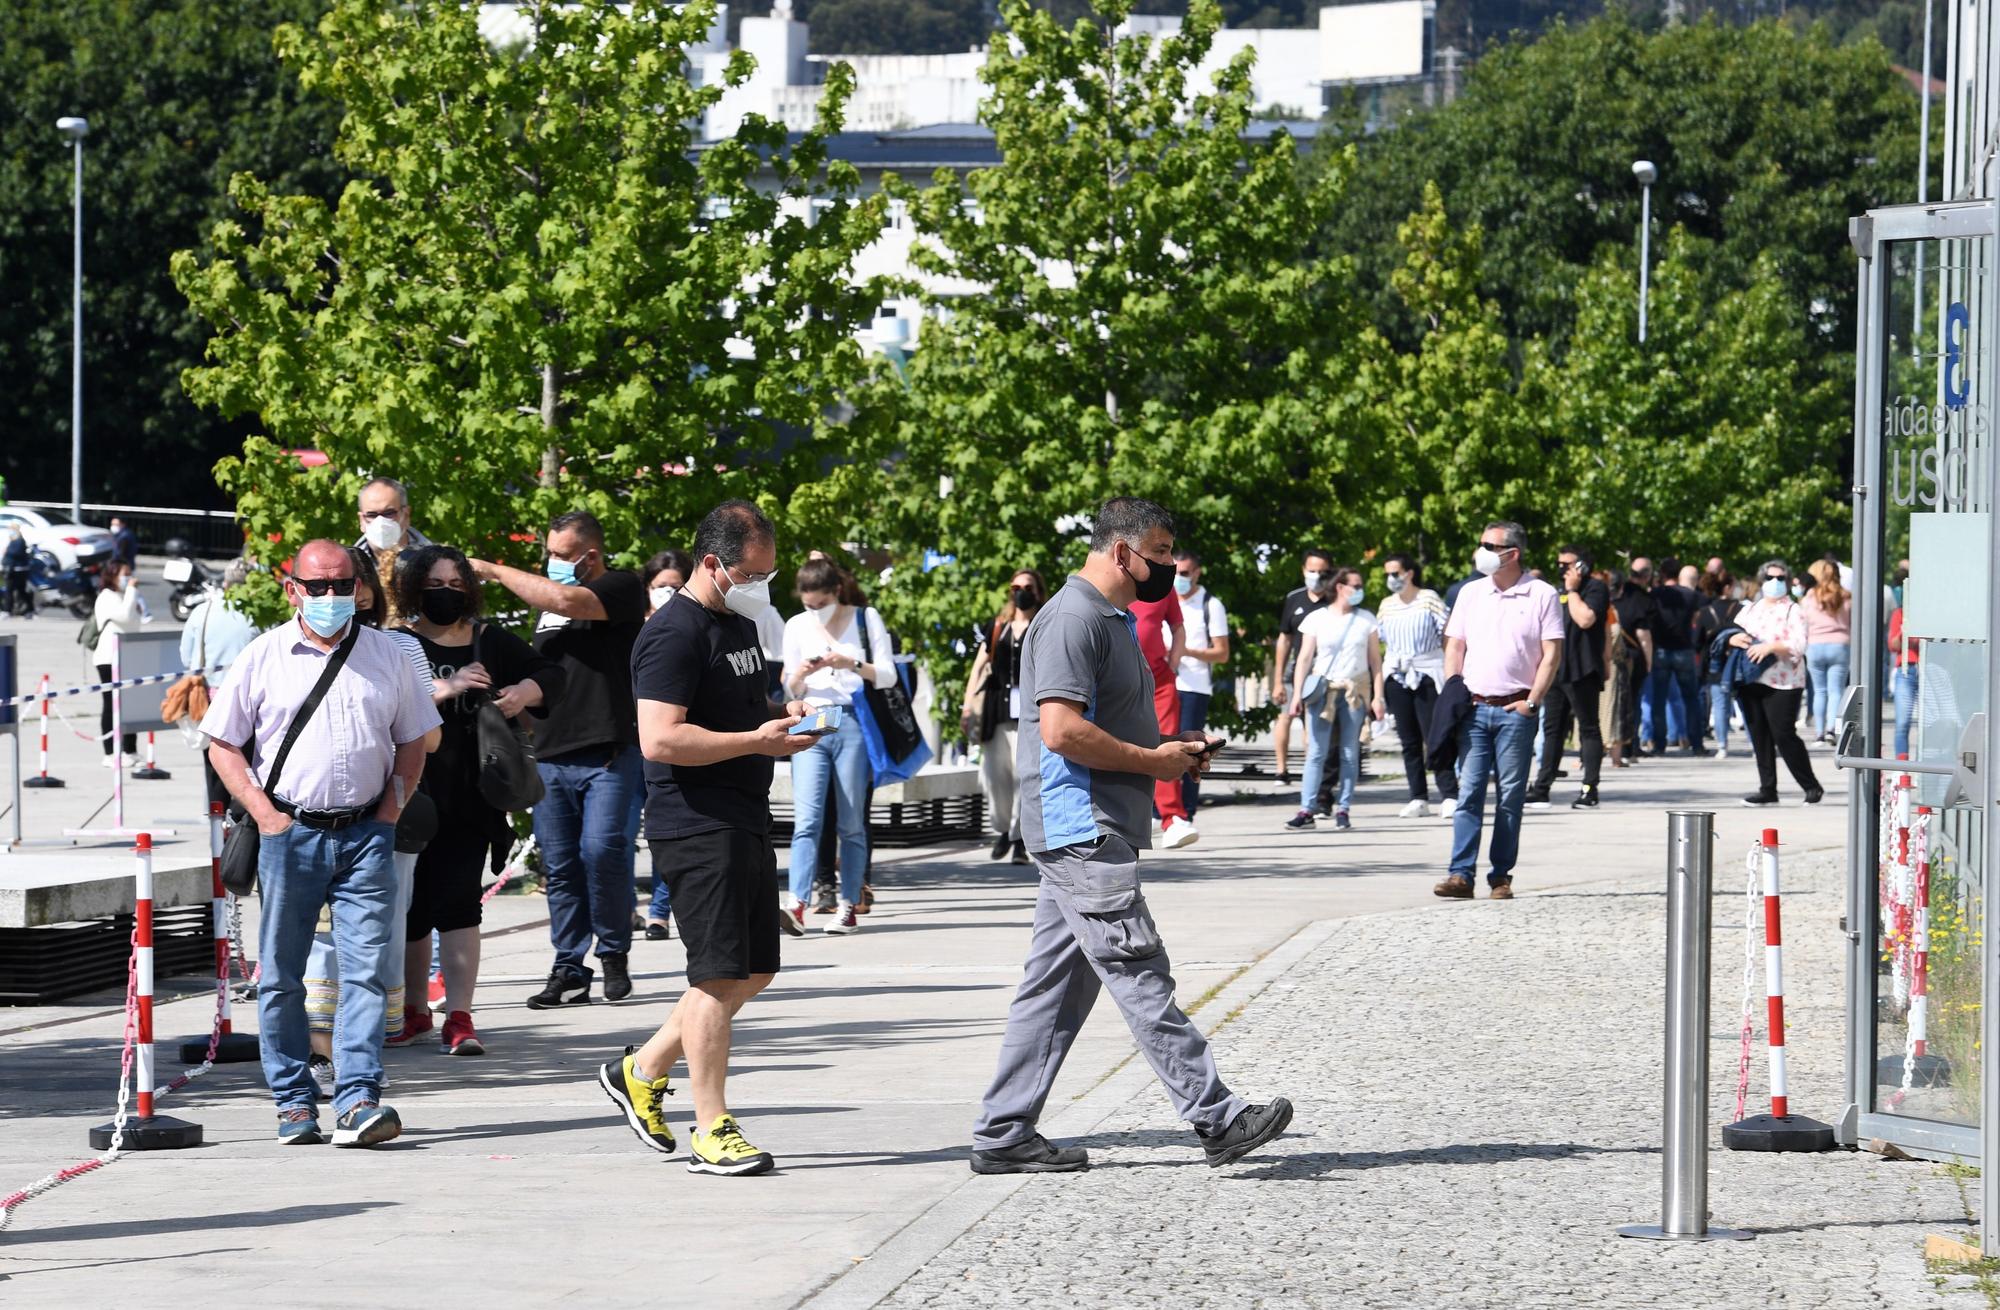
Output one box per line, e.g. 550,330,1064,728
880,853,1972,1309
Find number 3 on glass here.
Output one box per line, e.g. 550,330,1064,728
1944,301,1971,412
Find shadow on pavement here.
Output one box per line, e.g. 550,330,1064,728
0,1201,394,1245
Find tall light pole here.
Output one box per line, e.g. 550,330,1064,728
1633,159,1657,344
56,116,88,525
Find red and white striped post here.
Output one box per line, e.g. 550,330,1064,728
179,802,259,1064
131,730,170,781
1722,829,1833,1151
90,834,201,1149
22,673,64,788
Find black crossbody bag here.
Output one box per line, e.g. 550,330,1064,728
218,624,361,896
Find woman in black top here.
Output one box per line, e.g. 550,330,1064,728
396,546,566,1056
959,568,1046,865
1694,571,1745,757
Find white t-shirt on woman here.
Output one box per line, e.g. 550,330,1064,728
1301,606,1377,685
782,606,898,707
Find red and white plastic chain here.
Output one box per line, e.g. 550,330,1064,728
154,967,226,1100
1901,814,1931,1092
45,698,113,744
1733,841,1760,1122
477,835,539,908
0,934,139,1233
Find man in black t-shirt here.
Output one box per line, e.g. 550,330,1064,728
472,510,648,1008
1644,557,1703,755
1270,548,1332,795
1613,563,1659,754
597,499,815,1179
1528,546,1611,810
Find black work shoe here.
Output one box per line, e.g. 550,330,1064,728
1740,792,1779,808
970,1133,1090,1174
1010,840,1029,865
1524,790,1552,810
644,920,671,942
526,963,593,1010
1802,786,1825,805
1198,1098,1294,1168
989,833,1012,860
1571,786,1599,809
601,952,633,1003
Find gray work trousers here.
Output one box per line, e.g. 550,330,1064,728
972,834,1245,1150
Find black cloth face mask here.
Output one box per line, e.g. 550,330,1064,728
1124,549,1176,604
420,587,471,625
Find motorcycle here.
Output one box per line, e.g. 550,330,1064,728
26,548,96,618
163,538,218,622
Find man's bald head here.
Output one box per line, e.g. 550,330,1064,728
295,540,355,577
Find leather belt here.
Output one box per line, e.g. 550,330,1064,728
271,794,382,831
1471,690,1530,707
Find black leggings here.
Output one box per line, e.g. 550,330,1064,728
1383,677,1457,801
96,663,137,758
1738,683,1821,797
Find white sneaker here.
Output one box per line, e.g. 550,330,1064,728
825,903,860,934
1398,798,1431,819
1439,798,1458,820
1161,817,1199,849
1710,747,1728,759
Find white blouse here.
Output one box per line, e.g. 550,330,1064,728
782,606,899,706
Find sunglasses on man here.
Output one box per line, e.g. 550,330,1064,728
292,576,358,597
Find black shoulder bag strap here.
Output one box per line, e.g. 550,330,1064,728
258,622,361,805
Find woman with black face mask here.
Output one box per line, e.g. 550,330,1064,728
393,545,566,1056
960,568,1048,864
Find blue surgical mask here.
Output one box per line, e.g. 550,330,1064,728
300,595,355,638
1762,578,1787,600
1173,575,1194,597
546,557,580,586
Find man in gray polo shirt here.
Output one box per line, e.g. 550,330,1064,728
969,497,1294,1174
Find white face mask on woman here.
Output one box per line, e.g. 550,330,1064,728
649,585,676,610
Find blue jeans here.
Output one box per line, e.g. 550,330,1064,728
629,782,670,924
1298,689,1363,814
1449,703,1537,884
1706,683,1731,752
257,818,398,1115
1893,664,1919,758
1178,691,1211,815
788,714,871,905
1806,642,1850,733
1644,648,1700,750
534,744,643,970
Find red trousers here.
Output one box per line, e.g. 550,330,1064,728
1152,669,1188,822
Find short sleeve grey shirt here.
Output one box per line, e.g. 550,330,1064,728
1016,574,1162,853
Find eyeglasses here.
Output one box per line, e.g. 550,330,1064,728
359,509,402,522
723,563,776,585
293,576,357,596
1480,542,1512,552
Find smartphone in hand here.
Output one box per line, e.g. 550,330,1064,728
790,705,845,737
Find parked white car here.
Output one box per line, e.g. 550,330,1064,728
0,507,116,572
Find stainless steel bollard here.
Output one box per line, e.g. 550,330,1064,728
1618,811,1753,1242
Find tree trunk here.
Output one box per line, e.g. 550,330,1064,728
539,361,559,489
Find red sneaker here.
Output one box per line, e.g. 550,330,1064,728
427,971,446,1012
386,1007,434,1047
440,1010,484,1057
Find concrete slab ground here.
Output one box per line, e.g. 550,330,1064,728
3,597,1932,1307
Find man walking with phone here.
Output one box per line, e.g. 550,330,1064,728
969,497,1293,1175
597,500,818,1177
201,540,439,1147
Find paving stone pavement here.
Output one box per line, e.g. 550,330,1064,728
870,851,1972,1310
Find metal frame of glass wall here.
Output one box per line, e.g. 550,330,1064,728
1842,199,1997,1253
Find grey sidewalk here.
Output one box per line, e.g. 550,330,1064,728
4,729,1932,1308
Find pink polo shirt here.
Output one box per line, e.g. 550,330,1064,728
1445,574,1564,696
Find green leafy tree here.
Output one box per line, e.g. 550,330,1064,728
805,0,1371,731
0,0,343,510
1523,229,1849,565
174,0,886,602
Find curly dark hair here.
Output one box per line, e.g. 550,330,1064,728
397,544,482,623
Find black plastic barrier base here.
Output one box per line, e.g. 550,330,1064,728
22,775,65,788
131,765,171,781
1721,1112,1837,1152
1874,1052,1953,1089
180,1032,260,1064
89,1114,203,1151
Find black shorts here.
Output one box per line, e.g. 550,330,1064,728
653,827,779,986
407,823,488,938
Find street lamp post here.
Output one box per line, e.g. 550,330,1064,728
56,116,88,526
1633,159,1657,344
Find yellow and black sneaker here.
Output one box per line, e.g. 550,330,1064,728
597,1044,675,1154
687,1114,775,1176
